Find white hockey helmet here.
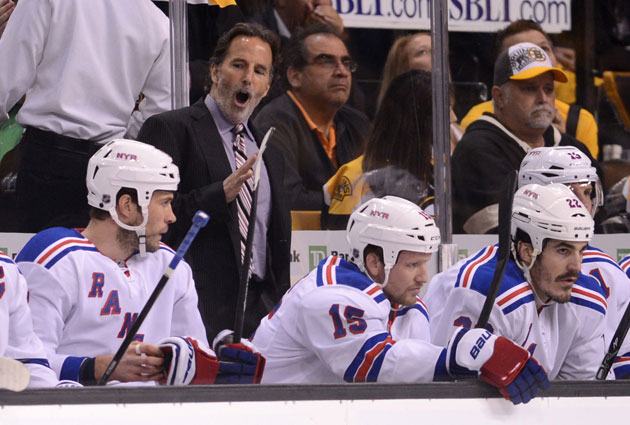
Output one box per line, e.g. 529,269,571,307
518,146,603,215
511,183,593,253
346,196,440,286
86,139,180,254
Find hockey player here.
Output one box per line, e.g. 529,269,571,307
517,146,630,378
425,184,607,379
17,140,264,386
0,251,59,388
253,196,549,404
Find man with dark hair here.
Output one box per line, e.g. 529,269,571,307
452,42,601,234
460,19,599,158
17,139,264,386
254,23,369,212
137,23,291,342
253,196,550,405
426,183,607,381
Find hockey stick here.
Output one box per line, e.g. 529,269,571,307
476,171,518,329
597,301,630,379
0,356,30,392
98,210,210,385
233,127,275,343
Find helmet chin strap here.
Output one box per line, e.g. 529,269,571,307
511,243,539,289
109,206,150,256
381,265,392,290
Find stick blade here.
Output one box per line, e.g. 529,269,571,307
0,357,30,392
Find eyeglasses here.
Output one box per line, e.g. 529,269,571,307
306,54,357,73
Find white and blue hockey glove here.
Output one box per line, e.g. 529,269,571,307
157,337,220,385
212,329,266,384
448,328,550,405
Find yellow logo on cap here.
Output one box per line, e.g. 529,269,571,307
527,47,547,62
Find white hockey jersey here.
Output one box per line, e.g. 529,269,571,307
424,245,607,380
252,256,447,384
16,228,207,383
0,252,58,387
582,248,630,361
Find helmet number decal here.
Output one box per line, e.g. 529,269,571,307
565,198,582,208
329,304,367,339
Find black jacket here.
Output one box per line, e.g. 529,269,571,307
254,92,368,210
452,113,601,234
137,99,291,341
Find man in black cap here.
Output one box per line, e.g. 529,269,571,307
451,42,601,234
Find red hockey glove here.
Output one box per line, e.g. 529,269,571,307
448,328,550,405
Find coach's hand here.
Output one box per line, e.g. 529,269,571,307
223,153,257,203
448,328,550,405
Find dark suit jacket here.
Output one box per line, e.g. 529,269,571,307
254,93,369,210
137,99,291,341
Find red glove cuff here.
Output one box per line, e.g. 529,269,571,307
479,336,529,388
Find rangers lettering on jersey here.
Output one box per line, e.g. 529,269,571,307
17,227,207,383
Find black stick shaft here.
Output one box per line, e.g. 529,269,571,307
98,211,209,385
476,171,517,329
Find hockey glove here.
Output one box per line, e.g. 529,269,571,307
157,337,220,385
448,328,550,405
212,329,266,384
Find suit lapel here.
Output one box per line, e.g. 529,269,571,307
190,100,233,182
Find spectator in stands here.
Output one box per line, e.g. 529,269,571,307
0,0,14,38
460,20,599,159
323,70,434,229
451,42,600,234
0,0,171,233
377,32,463,152
248,0,369,117
249,0,344,47
254,23,368,212
137,23,290,342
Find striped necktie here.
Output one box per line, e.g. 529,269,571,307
232,123,254,270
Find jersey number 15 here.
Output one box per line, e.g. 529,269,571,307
329,304,367,339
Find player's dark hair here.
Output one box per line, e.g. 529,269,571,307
494,19,551,60
363,244,384,266
207,23,280,91
89,188,139,221
363,69,434,187
512,228,549,263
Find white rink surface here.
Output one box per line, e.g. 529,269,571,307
0,397,627,425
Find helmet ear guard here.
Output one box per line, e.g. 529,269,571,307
86,139,180,254
346,196,440,287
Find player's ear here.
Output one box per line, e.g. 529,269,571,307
517,241,534,266
365,252,385,284
116,193,138,223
